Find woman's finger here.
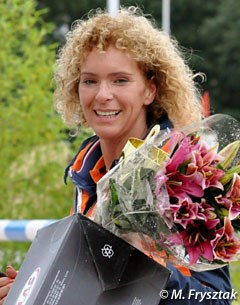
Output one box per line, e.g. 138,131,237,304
0,294,7,305
5,266,17,279
0,266,17,303
0,282,12,301
0,277,10,288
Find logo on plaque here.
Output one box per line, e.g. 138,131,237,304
101,244,114,258
16,267,40,305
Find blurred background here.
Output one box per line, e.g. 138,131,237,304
0,0,239,300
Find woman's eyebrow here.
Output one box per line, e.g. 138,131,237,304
80,71,133,76
80,72,96,76
111,72,133,76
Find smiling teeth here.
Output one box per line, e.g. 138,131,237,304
96,111,120,117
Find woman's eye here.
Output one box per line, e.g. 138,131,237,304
82,79,96,85
114,78,128,84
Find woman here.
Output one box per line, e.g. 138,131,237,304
0,6,232,305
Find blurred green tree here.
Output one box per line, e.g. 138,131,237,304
38,0,105,26
167,0,240,118
0,0,73,220
198,0,240,118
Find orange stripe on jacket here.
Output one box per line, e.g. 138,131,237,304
71,142,93,171
73,156,106,216
90,156,105,183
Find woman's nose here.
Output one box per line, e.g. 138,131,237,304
95,81,113,102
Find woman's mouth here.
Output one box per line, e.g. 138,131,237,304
95,110,121,118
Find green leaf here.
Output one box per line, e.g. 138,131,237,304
109,179,119,206
177,159,191,174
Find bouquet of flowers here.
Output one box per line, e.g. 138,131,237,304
93,114,240,271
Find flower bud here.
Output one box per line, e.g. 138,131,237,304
219,140,240,169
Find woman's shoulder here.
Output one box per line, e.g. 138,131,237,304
77,134,99,150
64,135,99,183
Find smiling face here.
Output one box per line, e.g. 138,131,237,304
78,46,156,147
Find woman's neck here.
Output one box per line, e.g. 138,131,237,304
100,139,127,171
99,127,149,171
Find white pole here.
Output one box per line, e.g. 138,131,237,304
162,0,171,34
107,0,120,16
0,219,57,241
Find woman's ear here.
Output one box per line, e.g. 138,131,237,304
144,78,157,105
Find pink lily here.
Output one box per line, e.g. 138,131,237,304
196,199,218,222
190,147,225,190
167,136,193,172
216,173,240,220
165,133,224,200
170,196,198,229
212,217,240,262
166,171,204,199
169,220,217,264
226,173,240,219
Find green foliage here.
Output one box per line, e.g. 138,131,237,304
170,0,240,119
0,242,31,271
0,0,60,156
37,0,106,28
198,0,240,119
0,0,72,218
0,0,80,270
230,261,240,304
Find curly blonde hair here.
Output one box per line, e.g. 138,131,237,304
54,6,203,129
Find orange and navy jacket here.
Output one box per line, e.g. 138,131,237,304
65,118,232,305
